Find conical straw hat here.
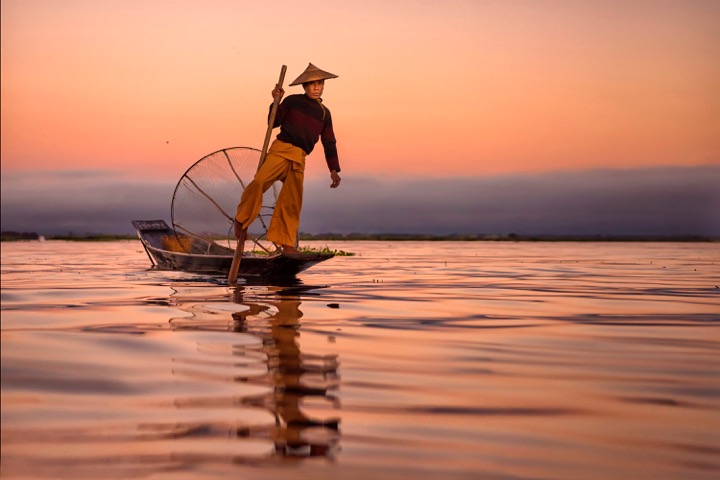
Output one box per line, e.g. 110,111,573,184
289,63,339,86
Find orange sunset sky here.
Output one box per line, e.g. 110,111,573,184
1,0,719,237
2,0,718,182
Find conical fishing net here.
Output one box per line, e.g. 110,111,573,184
170,147,281,255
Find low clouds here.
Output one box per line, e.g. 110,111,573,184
2,165,719,237
1,170,173,235
306,165,720,236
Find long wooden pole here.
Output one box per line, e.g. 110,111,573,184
228,65,287,285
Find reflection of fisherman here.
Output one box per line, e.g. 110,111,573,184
232,291,339,457
234,63,342,254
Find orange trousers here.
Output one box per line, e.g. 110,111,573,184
235,140,305,247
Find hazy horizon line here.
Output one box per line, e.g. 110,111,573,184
2,164,718,237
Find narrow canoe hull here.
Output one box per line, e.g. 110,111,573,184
132,220,333,277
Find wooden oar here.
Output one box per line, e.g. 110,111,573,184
228,65,287,285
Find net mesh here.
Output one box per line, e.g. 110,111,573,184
170,147,281,255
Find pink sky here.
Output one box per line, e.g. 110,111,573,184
2,0,719,182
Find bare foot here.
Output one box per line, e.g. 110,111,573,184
282,244,299,254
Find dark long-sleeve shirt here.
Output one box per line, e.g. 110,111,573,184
271,94,340,173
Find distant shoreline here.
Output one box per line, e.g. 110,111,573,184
299,233,720,243
2,231,718,242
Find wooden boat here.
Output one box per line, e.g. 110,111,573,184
132,220,334,277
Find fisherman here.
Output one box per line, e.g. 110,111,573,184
234,63,342,254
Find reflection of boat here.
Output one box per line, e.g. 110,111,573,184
132,220,334,277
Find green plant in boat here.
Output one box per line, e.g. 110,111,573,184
298,245,354,256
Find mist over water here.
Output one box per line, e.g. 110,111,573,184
2,165,719,237
1,240,719,479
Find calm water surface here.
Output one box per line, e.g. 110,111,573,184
1,240,719,480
